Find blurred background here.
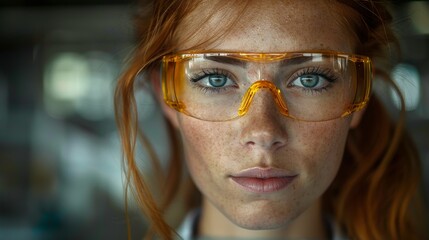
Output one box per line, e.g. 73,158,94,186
0,0,428,239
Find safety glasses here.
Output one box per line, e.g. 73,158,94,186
161,51,372,122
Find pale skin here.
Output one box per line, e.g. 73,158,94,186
159,0,365,239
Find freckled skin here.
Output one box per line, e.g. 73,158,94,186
162,0,363,238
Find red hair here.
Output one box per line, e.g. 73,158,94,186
114,0,428,239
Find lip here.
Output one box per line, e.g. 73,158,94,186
230,167,297,193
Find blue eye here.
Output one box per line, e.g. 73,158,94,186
291,74,328,90
208,75,228,87
299,75,320,88
190,69,237,93
288,67,337,93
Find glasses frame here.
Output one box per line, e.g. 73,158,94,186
161,50,373,122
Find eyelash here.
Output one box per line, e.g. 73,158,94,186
189,68,236,93
288,67,338,93
188,67,338,94
190,68,232,81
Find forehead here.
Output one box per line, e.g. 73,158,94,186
176,0,355,53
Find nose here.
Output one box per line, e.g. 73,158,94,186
239,88,288,151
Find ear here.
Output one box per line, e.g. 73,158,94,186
150,70,180,129
350,108,366,129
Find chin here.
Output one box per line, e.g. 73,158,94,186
233,217,290,231
225,207,297,230
244,222,286,230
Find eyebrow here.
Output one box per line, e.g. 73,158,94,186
204,56,247,67
280,56,313,65
204,55,314,67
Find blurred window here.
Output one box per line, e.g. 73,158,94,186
391,63,421,111
43,51,116,120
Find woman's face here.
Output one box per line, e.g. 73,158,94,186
162,0,362,231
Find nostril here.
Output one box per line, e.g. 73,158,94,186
272,141,285,150
243,138,286,150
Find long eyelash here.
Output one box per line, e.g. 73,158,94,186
300,67,338,82
188,68,235,94
189,68,232,82
290,67,338,93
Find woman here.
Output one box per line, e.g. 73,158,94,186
115,0,427,239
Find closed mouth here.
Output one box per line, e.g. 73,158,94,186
230,167,297,193
230,176,296,193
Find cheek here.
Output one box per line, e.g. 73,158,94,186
178,118,233,157
292,119,351,188
176,116,234,187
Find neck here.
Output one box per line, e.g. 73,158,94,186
198,198,329,240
